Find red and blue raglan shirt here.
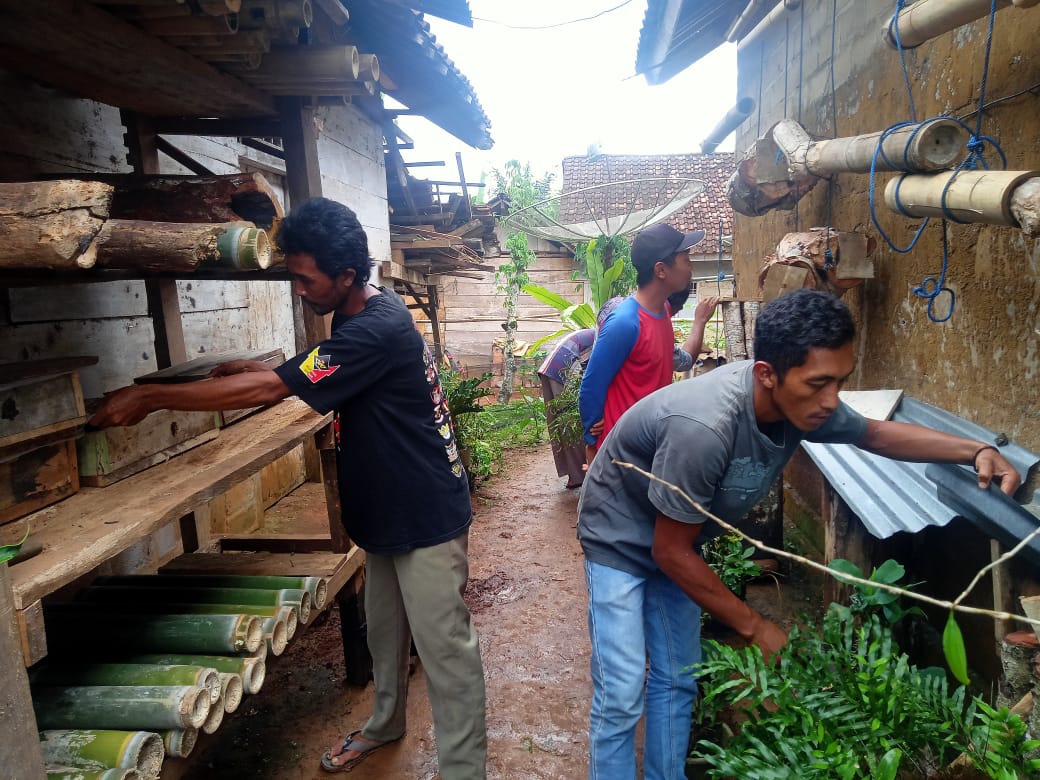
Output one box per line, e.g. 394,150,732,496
579,296,675,447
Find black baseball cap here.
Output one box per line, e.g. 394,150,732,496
631,223,706,272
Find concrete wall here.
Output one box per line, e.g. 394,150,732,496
734,0,1040,454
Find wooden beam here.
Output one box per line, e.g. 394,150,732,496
216,534,335,553
239,137,286,160
0,0,275,118
0,566,45,773
152,117,283,137
155,137,216,176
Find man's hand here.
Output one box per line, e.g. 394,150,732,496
976,447,1022,495
589,418,604,438
693,296,720,323
89,385,153,428
747,611,788,659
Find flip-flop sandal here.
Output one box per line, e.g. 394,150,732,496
320,729,399,773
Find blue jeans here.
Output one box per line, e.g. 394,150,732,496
585,559,702,780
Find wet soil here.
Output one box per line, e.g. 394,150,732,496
173,443,813,780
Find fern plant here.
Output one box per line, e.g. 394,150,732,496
545,361,585,447
691,605,1040,779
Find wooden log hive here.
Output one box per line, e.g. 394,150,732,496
0,180,112,269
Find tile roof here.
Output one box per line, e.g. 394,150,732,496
559,153,735,256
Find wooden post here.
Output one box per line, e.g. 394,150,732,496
427,283,444,363
0,564,47,777
823,487,875,606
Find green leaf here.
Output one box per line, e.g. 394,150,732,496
871,559,905,585
0,527,30,565
828,558,863,582
943,612,970,685
521,283,576,313
875,749,902,780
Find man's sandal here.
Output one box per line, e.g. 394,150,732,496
320,729,400,773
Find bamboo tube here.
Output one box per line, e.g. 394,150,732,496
52,602,298,641
214,225,272,269
202,693,225,734
110,573,328,611
39,730,163,777
45,612,263,654
884,0,1021,49
217,672,245,713
125,653,265,696
357,53,379,83
262,613,289,656
240,0,313,31
160,728,197,759
33,685,210,730
47,769,140,780
884,170,1040,227
141,13,238,36
244,44,359,81
79,584,311,625
33,664,221,706
183,30,271,55
702,97,755,154
92,219,262,273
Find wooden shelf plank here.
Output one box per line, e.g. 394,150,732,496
5,399,331,610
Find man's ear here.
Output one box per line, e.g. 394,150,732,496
752,360,777,389
337,268,357,288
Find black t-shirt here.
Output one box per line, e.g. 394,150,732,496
274,290,472,554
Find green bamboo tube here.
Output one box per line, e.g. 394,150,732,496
216,672,244,713
262,612,289,656
80,585,311,625
214,225,272,269
33,663,220,705
33,685,210,730
46,612,263,654
124,652,264,695
39,730,163,776
201,693,225,734
54,602,299,642
160,728,197,759
97,574,328,611
47,769,140,780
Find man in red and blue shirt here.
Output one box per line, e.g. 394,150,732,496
579,223,712,462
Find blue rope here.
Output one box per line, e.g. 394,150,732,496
912,220,955,323
890,0,918,121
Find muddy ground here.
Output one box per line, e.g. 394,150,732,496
173,442,813,780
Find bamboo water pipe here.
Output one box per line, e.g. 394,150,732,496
33,685,211,730
884,170,1040,234
160,728,198,759
884,0,1038,50
110,573,328,611
45,612,263,654
127,652,265,696
702,97,755,153
32,663,221,705
39,730,164,778
80,584,311,625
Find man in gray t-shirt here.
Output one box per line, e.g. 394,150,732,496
577,289,1021,780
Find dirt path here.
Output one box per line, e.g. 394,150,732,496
179,442,591,779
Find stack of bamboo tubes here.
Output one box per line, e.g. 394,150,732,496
33,573,329,778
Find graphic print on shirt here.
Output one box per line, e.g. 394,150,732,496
718,457,771,500
299,346,340,383
423,344,465,478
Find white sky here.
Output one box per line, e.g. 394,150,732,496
393,0,739,194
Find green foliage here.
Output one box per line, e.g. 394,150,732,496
455,396,547,479
573,235,636,305
692,561,1040,779
0,527,28,565
828,558,924,626
702,533,762,597
545,362,585,447
442,369,494,421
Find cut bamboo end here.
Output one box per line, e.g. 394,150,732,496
297,591,312,625
181,684,211,729
357,53,379,82
279,605,298,640
218,673,244,713
215,225,272,269
39,729,164,776
310,577,328,611
202,694,225,734
263,614,289,656
243,657,266,695
161,728,198,759
235,614,264,653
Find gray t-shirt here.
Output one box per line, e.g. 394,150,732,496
577,360,868,578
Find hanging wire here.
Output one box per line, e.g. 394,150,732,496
795,0,805,231
823,0,839,270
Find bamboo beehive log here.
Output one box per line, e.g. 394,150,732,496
201,693,225,734
261,613,289,656
39,729,164,777
0,180,113,269
183,30,271,56
160,728,197,759
216,672,245,712
126,653,265,696
240,0,313,32
884,170,1040,227
46,769,139,780
883,0,1032,49
91,219,266,273
357,53,379,82
243,44,359,80
80,584,311,624
33,685,210,730
45,612,263,654
98,573,328,610
32,663,220,705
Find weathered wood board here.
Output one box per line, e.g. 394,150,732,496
0,439,79,525
134,348,284,384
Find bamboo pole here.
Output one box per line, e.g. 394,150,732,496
39,730,164,777
45,612,263,654
357,53,379,83
216,672,244,713
125,653,265,696
884,170,1040,228
80,584,310,624
702,97,755,154
202,693,225,734
244,44,358,80
32,664,220,706
160,728,197,759
240,0,313,31
55,602,299,641
141,13,238,36
33,685,210,730
883,0,1036,49
46,769,140,780
261,613,289,656
106,573,328,611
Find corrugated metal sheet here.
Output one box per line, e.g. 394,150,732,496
636,0,748,84
801,397,1040,539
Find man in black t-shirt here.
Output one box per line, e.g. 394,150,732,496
90,198,487,779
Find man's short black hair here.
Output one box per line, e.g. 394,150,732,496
276,197,373,285
753,289,855,381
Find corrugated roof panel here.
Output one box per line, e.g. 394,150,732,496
802,397,1039,540
636,0,746,84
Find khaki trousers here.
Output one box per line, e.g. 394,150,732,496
362,531,487,780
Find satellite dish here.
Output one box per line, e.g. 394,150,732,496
501,177,706,242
